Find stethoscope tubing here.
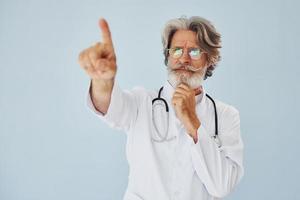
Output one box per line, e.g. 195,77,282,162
152,86,221,147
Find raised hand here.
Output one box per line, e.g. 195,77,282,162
78,18,117,81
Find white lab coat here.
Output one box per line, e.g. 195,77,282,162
87,81,244,200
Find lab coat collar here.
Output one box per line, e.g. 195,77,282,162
162,80,206,106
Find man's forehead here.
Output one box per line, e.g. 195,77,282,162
171,30,198,47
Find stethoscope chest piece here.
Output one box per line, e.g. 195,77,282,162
212,135,222,148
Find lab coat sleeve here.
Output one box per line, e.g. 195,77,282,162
86,80,139,132
189,106,244,198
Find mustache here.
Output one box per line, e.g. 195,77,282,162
168,63,203,72
170,63,192,70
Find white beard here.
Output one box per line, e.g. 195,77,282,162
167,63,207,89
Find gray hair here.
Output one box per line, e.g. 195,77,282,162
162,16,222,80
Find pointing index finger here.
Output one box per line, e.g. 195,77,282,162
98,18,113,46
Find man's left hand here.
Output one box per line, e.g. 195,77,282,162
172,83,202,142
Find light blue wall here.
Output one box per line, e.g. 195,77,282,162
1,0,299,199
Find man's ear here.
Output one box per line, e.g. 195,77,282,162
204,53,209,67
165,57,170,67
164,48,170,66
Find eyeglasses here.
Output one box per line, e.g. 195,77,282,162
166,47,204,60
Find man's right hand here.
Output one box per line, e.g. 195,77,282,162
78,18,117,81
78,18,116,114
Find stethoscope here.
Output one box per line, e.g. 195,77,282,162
151,86,222,147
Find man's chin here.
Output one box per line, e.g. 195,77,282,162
168,71,204,89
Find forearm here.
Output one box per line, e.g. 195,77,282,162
184,114,201,143
90,78,114,114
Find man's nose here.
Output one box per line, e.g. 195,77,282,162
179,50,191,65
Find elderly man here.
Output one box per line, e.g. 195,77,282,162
78,16,244,200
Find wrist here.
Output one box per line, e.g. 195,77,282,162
189,128,199,143
189,127,198,138
91,78,114,93
187,119,200,138
190,114,200,132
